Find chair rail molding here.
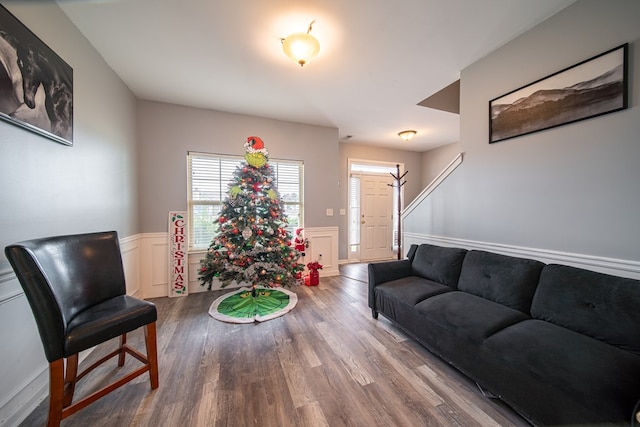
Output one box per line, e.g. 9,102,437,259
404,232,640,280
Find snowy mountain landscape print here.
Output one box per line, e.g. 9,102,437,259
490,44,627,143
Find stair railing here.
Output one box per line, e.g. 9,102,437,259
401,152,464,221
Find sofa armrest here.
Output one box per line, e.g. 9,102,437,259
368,259,412,313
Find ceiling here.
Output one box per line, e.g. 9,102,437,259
54,0,576,152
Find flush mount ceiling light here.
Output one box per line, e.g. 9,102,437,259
398,130,417,141
281,20,320,67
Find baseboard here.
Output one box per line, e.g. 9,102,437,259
0,365,48,427
404,233,640,280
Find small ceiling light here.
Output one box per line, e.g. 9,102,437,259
398,130,417,141
281,21,320,67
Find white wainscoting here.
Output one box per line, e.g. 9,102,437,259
404,232,640,280
139,232,171,299
140,226,340,299
120,234,142,297
0,270,49,427
301,227,339,277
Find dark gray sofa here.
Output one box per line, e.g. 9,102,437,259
368,243,640,426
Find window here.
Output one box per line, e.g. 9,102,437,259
187,152,304,250
349,175,360,253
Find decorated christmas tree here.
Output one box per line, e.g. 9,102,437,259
199,136,304,294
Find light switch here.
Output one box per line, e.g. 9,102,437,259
326,208,334,216
339,209,346,215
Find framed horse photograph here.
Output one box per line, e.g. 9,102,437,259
0,5,73,146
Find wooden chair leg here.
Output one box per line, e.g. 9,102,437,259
144,322,159,389
48,359,65,427
47,325,158,425
62,354,78,408
118,333,127,367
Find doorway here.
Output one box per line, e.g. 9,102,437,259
348,159,404,262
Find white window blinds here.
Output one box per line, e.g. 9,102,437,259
187,152,304,250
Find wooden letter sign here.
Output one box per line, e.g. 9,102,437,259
169,211,188,297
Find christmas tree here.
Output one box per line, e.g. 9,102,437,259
199,136,304,294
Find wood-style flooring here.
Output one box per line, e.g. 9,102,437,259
19,263,529,427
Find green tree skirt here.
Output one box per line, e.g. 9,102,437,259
209,287,298,323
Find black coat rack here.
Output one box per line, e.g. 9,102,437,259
388,164,408,260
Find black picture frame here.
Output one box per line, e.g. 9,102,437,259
489,43,628,144
0,5,73,146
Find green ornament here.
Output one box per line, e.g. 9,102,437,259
266,189,277,200
230,186,242,197
245,152,268,168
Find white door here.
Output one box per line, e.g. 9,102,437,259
360,175,394,261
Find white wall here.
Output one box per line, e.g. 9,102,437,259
404,0,640,265
0,3,138,426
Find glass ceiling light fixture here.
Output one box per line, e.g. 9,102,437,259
398,130,417,141
281,20,320,67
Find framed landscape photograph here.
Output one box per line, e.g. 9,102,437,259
489,43,628,144
0,5,73,145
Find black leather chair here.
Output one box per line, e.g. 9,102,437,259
5,231,159,427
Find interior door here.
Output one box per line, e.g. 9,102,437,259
360,174,394,261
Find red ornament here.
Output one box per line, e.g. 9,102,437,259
247,136,265,150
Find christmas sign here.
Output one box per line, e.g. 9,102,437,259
169,211,188,297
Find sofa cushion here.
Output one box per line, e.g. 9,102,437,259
532,264,640,355
457,250,544,313
410,244,467,287
483,319,640,425
414,291,529,345
374,276,451,325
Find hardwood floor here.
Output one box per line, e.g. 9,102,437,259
20,264,529,427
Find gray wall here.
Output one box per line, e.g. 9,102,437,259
421,142,460,186
338,142,425,260
0,3,138,425
0,4,139,268
137,100,340,234
405,0,640,262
